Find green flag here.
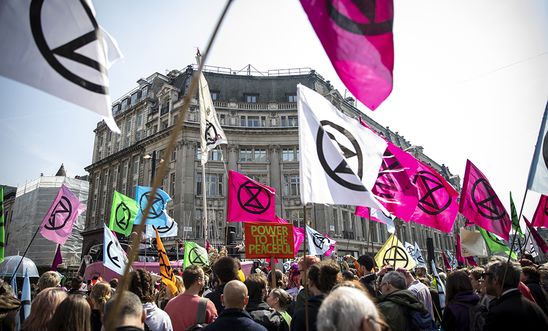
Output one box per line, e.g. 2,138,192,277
108,191,139,236
509,192,524,237
478,228,517,259
0,186,5,263
183,241,209,269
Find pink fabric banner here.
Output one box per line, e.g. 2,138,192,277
275,217,304,256
459,160,511,241
524,217,548,253
50,244,63,271
300,0,394,110
227,170,276,223
466,256,478,267
532,195,548,228
456,234,466,265
409,162,459,233
40,185,86,245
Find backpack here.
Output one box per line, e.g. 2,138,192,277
405,307,437,331
186,298,209,331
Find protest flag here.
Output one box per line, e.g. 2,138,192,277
526,103,548,195
155,229,178,295
183,241,209,269
523,225,539,258
0,186,4,262
305,226,336,256
145,216,178,238
51,244,62,271
109,191,139,236
430,260,446,310
300,0,394,110
21,270,31,322
275,217,305,256
532,195,548,228
413,242,427,268
355,206,395,233
197,52,227,165
509,192,524,237
0,0,122,132
40,185,86,245
455,234,466,266
459,228,488,257
134,186,171,227
103,225,128,275
459,160,511,241
297,84,387,208
441,251,451,270
227,171,276,223
478,228,517,259
524,217,548,253
375,234,416,270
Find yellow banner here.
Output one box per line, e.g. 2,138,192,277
375,234,416,270
155,229,178,295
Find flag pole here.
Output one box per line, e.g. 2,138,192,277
104,1,234,330
202,163,208,247
9,225,40,283
302,204,309,331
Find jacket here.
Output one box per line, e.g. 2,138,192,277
441,291,480,331
524,279,548,316
205,284,226,315
359,273,378,298
203,308,267,331
290,294,325,331
484,288,548,331
377,290,428,331
246,301,284,331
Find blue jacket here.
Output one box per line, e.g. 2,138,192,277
203,308,268,331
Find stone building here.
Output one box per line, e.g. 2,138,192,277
82,65,462,261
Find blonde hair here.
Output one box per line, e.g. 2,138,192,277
174,275,185,295
90,282,112,313
37,271,61,291
22,287,67,331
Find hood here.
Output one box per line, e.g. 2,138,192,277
381,290,425,311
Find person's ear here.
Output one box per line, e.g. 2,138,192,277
141,308,146,324
243,295,249,307
221,294,225,306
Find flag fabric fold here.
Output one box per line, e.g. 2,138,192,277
103,225,128,275
355,206,395,233
40,184,86,245
227,171,276,223
155,229,178,295
478,228,517,259
455,234,466,265
183,241,209,269
51,244,63,271
459,228,488,257
134,186,171,227
509,192,524,237
459,160,511,241
532,195,548,228
109,191,139,236
524,217,548,253
413,242,427,268
527,104,548,195
374,234,416,270
305,226,336,256
298,84,387,208
300,0,394,110
146,216,178,238
276,217,305,256
0,0,122,132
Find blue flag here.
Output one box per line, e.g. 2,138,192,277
134,186,171,227
21,270,31,321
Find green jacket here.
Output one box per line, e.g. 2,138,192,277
377,290,427,331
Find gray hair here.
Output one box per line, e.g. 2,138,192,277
487,256,521,290
317,287,382,331
104,291,143,326
382,271,407,290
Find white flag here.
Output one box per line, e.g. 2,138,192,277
0,0,122,132
297,84,387,208
414,242,427,267
103,224,128,275
524,227,539,258
370,208,395,234
197,54,227,165
459,228,488,257
146,216,178,238
527,104,548,195
306,226,336,256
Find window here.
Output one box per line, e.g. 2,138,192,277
240,116,265,127
160,103,169,115
283,174,300,196
136,113,143,127
239,148,266,162
112,104,121,114
141,86,149,99
287,94,297,103
282,147,298,162
170,173,176,196
196,173,224,196
253,148,266,162
121,98,129,110
125,119,132,134
219,114,226,125
239,149,252,162
245,94,258,103
281,115,298,127
285,208,304,227
211,91,219,101
130,92,140,105
171,150,176,162
210,149,223,161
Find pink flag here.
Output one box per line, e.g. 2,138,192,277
455,234,465,265
532,195,548,228
524,217,548,253
466,256,478,267
275,217,304,256
300,0,394,110
441,251,451,271
409,162,459,233
227,171,276,223
459,160,511,241
40,185,86,245
51,244,63,271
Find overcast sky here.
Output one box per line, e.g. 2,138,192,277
0,0,546,218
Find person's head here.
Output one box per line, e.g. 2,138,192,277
174,275,185,294
333,280,368,293
521,266,540,283
342,270,358,281
318,287,385,331
415,266,427,278
104,292,145,330
266,288,292,312
128,269,155,303
539,266,548,292
70,276,84,291
308,260,341,295
212,256,239,284
109,278,119,290
48,294,91,331
90,282,112,313
298,255,320,281
23,287,67,331
445,270,473,302
396,267,414,287
379,271,407,295
357,254,376,275
222,280,249,310
0,280,21,331
267,269,284,289
484,257,522,297
38,271,61,291
245,273,268,302
182,265,205,291
469,267,485,293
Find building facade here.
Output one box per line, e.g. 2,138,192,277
82,65,462,262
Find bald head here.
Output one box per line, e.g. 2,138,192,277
222,280,248,309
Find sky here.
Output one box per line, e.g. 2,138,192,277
0,0,547,219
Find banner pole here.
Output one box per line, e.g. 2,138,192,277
202,163,208,247
303,204,309,331
9,225,40,283
270,256,276,289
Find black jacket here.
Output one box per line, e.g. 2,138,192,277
359,273,378,298
203,308,268,331
205,283,226,315
246,301,285,331
484,289,548,331
290,294,325,331
524,279,548,316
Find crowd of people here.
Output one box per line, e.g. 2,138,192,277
0,251,547,331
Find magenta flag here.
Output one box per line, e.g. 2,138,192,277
409,162,459,233
456,234,465,265
524,217,548,253
532,195,548,228
459,160,511,241
441,251,451,271
300,0,394,110
40,185,86,245
227,171,276,223
51,244,63,271
275,217,304,256
466,256,478,267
